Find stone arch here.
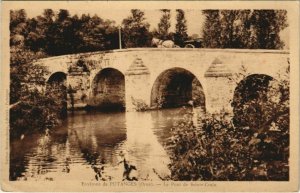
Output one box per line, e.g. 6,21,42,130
46,72,67,118
151,67,205,109
91,68,125,111
47,71,67,84
231,73,280,128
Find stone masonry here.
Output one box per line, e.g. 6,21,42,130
34,48,289,113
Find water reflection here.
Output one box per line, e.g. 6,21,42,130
10,108,199,181
122,111,171,180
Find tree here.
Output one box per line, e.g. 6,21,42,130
9,9,47,103
11,8,123,56
10,46,45,104
101,19,119,50
44,9,84,55
202,10,222,48
9,9,64,140
122,9,151,48
202,10,288,49
10,9,27,35
250,10,288,49
219,10,252,48
76,14,106,52
10,9,28,47
174,9,188,47
157,9,171,40
37,9,55,52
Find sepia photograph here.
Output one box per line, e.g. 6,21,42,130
1,1,299,192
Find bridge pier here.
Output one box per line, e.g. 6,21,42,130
125,58,151,111
204,58,235,114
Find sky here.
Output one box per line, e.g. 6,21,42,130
26,9,205,37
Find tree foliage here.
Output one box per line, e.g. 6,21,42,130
250,10,288,49
10,46,46,103
10,9,67,139
202,10,288,49
202,10,222,48
157,9,171,40
174,9,188,47
10,9,119,56
10,87,65,139
122,9,152,48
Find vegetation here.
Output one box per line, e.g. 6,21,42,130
166,68,289,181
131,97,149,111
202,10,288,49
10,47,67,139
122,9,152,48
167,111,289,180
156,9,172,40
10,87,66,139
174,9,188,47
10,9,67,139
11,9,119,56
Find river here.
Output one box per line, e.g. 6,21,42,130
10,107,202,181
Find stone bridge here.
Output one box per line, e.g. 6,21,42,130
34,48,289,113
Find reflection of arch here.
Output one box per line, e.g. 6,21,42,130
91,68,125,111
232,74,275,128
151,67,205,109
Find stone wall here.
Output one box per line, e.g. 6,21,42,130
35,48,289,113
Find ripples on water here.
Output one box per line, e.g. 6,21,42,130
10,107,202,181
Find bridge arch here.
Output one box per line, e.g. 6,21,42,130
231,73,283,128
47,71,67,84
46,72,67,117
91,68,125,111
150,67,205,110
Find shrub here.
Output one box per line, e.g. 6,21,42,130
167,111,289,181
131,97,149,111
167,65,289,181
10,87,64,139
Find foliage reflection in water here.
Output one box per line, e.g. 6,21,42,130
10,108,200,181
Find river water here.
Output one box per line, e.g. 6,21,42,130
10,107,202,181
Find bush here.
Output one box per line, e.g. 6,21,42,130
10,86,65,139
167,67,289,181
131,97,149,111
167,110,289,181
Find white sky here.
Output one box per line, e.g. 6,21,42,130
26,9,205,36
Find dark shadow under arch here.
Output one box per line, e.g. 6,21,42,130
46,72,67,118
232,74,275,128
91,68,125,111
151,67,205,110
47,72,67,84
